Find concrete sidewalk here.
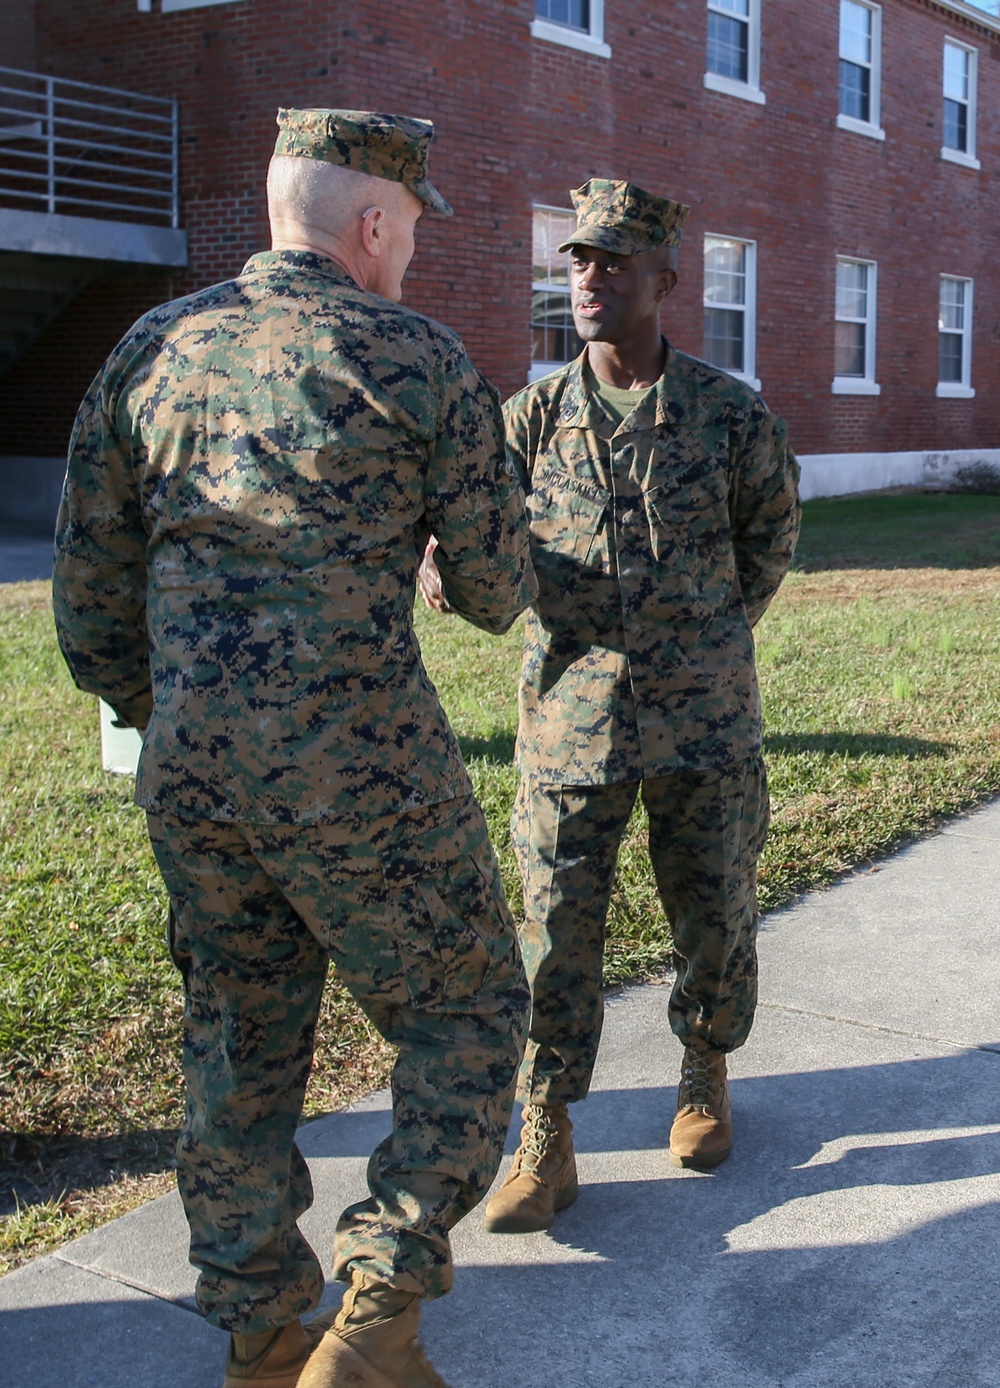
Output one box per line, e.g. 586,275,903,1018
3,799,999,1388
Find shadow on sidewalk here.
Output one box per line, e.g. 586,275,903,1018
6,1048,1000,1387
427,1044,1000,1387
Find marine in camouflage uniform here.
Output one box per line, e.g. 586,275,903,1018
53,108,534,1388
481,179,800,1235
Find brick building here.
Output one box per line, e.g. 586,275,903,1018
2,0,999,520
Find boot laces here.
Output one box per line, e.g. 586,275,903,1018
679,1051,718,1109
518,1104,561,1168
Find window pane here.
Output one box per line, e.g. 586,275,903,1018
704,238,746,305
939,279,965,331
836,261,868,319
939,332,963,383
943,98,968,152
944,44,969,102
531,291,583,364
835,320,866,376
839,59,870,121
937,278,971,385
533,208,576,285
711,0,750,15
840,1,872,65
536,0,589,29
707,12,749,81
705,308,746,373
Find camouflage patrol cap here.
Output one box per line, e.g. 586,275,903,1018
273,108,453,216
558,178,690,256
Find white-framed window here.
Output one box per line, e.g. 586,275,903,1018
837,0,884,141
833,257,880,394
531,0,611,59
942,40,980,169
530,206,583,383
704,0,765,105
937,276,975,398
703,235,759,389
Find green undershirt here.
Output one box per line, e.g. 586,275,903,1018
584,360,654,435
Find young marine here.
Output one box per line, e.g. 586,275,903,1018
423,176,800,1232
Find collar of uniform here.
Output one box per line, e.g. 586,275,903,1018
240,249,359,286
557,341,683,433
555,350,614,432
623,340,684,432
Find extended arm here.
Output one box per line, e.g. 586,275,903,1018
423,343,536,634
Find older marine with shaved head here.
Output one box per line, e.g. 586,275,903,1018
53,108,534,1388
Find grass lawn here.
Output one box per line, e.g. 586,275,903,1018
2,490,999,1270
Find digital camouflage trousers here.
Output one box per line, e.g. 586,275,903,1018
147,793,528,1334
511,757,769,1106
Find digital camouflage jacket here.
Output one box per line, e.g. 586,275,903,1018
504,344,800,785
54,250,534,823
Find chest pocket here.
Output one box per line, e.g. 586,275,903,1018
642,458,736,615
528,474,609,561
527,474,611,628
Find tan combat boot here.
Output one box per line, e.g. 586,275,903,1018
482,1103,579,1234
296,1269,451,1388
223,1318,316,1387
669,1047,733,1171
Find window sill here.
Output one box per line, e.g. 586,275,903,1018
160,0,243,10
703,72,766,106
940,147,981,171
831,378,881,395
528,361,568,384
936,383,975,398
530,18,611,59
836,113,886,142
721,369,762,391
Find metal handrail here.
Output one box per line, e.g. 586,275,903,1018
0,65,179,228
38,141,173,166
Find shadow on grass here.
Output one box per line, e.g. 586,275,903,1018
764,732,952,759
793,491,1000,573
457,731,516,763
457,730,952,766
2,1128,179,1215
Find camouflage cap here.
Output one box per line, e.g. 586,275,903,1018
558,178,690,256
273,108,453,216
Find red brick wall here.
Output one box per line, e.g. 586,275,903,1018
0,0,38,69
511,0,1000,454
3,0,999,459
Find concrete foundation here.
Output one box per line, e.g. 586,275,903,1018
797,447,1000,501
